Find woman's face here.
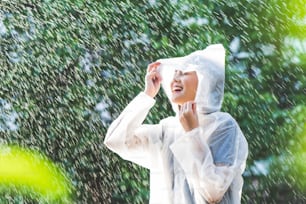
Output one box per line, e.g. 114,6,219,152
170,70,198,105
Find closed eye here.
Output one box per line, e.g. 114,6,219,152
183,71,193,75
183,71,197,76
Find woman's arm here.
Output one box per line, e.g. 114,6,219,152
104,62,163,168
104,92,162,168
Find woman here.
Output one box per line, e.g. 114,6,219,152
104,44,248,204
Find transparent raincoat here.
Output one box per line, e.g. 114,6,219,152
104,44,248,204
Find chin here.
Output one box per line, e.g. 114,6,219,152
171,97,183,105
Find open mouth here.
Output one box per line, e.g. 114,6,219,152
172,85,183,93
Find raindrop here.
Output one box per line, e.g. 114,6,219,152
7,51,21,63
10,29,19,39
236,51,250,59
0,17,7,36
0,99,18,132
95,100,111,123
260,44,275,56
229,36,240,53
86,79,95,87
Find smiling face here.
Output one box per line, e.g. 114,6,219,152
170,70,198,105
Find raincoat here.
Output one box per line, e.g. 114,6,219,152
104,44,248,204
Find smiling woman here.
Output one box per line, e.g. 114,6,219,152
104,44,248,204
170,70,198,106
0,0,305,203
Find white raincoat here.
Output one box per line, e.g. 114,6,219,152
104,44,248,204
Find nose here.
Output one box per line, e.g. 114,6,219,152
173,70,182,82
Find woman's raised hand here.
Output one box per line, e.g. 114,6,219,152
144,62,162,98
179,101,199,132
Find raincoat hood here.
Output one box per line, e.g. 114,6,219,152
157,44,225,114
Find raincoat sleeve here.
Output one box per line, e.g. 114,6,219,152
104,92,162,169
170,120,240,203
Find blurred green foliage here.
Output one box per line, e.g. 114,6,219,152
0,145,73,203
0,0,305,203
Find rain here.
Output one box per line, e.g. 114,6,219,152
0,0,305,203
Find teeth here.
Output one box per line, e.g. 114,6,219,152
172,86,182,92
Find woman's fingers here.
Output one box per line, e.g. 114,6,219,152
147,61,161,73
192,102,197,113
147,62,161,79
180,101,194,115
179,101,199,132
187,101,193,113
147,67,162,83
144,62,162,98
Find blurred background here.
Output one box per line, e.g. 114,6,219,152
0,0,305,203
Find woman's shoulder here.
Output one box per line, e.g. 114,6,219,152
200,111,237,127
